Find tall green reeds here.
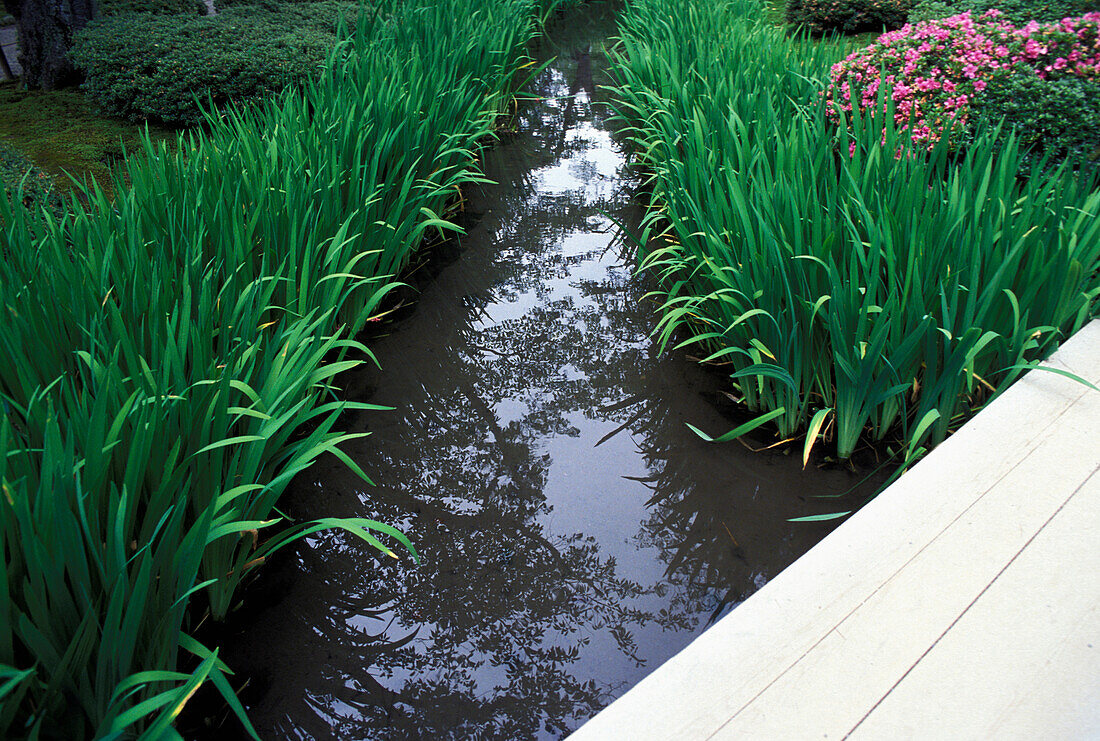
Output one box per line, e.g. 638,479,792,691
608,0,1100,470
0,0,539,736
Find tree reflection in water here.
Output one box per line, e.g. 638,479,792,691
200,3,885,739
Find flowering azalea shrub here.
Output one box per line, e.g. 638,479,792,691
786,0,914,34
1013,13,1100,79
824,10,1100,153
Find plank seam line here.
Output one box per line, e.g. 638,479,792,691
842,463,1100,739
704,383,1088,740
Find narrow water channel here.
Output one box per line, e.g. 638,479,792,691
208,4,885,738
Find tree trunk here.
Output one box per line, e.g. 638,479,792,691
2,0,97,89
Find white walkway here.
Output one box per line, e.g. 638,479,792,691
572,320,1100,740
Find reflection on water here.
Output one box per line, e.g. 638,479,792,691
203,3,886,739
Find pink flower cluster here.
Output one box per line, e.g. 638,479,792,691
824,10,1100,149
1014,14,1100,80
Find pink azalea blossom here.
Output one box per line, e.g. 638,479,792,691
824,12,1100,151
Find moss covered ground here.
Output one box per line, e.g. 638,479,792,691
0,80,176,197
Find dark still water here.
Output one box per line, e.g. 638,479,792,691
203,3,885,738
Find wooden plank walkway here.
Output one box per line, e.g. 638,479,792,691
572,319,1100,740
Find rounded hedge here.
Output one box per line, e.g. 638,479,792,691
786,0,914,35
98,0,207,16
213,0,330,8
71,2,359,125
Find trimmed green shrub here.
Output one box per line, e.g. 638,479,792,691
972,69,1100,169
71,2,359,125
98,0,206,16
213,0,329,7
909,0,1100,25
786,0,913,34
